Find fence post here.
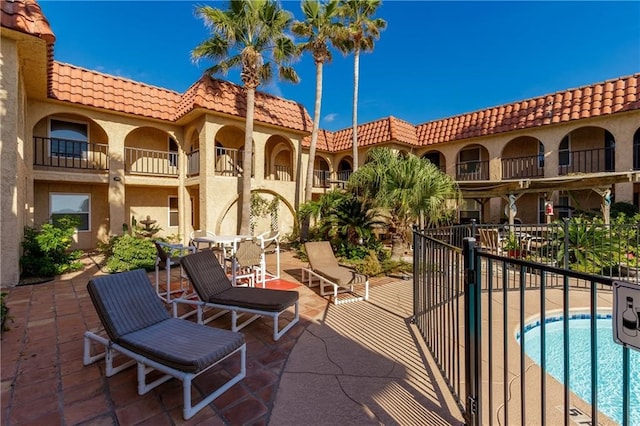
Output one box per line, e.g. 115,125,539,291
463,237,481,426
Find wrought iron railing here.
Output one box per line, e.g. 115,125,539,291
33,136,109,170
336,170,352,182
559,146,615,175
501,155,544,179
456,160,489,181
125,147,179,176
313,170,331,188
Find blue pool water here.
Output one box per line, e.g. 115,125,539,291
518,314,640,425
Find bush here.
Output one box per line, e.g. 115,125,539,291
20,217,83,277
104,234,157,273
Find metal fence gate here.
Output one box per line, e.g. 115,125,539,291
413,230,639,426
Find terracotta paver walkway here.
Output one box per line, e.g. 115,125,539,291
1,249,463,425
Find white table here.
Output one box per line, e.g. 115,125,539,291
192,235,252,256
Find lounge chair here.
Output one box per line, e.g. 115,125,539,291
302,241,369,305
177,249,299,341
232,239,264,287
83,269,246,420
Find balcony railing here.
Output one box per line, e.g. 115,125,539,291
33,137,109,170
313,170,331,188
273,165,293,181
215,147,244,177
125,147,179,176
559,146,614,175
187,150,200,177
336,170,352,182
502,155,544,179
456,160,489,181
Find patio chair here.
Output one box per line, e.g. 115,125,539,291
154,241,195,303
177,249,299,341
478,228,504,255
256,230,281,284
302,241,369,305
83,269,246,420
231,239,264,287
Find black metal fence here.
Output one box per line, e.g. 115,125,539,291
413,229,639,426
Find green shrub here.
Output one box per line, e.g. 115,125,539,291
1,292,12,331
104,234,157,273
20,217,84,277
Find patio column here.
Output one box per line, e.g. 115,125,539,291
107,128,127,236
595,187,612,224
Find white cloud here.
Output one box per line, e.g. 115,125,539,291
323,113,338,123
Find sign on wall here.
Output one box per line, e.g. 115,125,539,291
613,280,640,352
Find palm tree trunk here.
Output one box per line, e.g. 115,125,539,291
304,61,323,203
240,87,255,235
351,48,360,172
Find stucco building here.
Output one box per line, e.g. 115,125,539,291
2,0,639,287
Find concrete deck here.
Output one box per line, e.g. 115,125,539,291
1,249,464,425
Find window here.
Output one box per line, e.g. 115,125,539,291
538,142,545,168
50,119,88,158
459,147,480,173
538,197,546,224
169,196,179,227
604,130,615,171
634,129,640,171
559,135,570,166
50,193,90,231
168,137,178,168
556,193,572,220
422,152,441,169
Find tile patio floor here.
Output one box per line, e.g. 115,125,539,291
1,249,463,425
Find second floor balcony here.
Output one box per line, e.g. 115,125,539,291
456,160,489,181
502,155,544,179
125,147,179,177
313,170,331,188
559,146,615,175
33,136,109,171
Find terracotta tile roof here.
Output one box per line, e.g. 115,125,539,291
327,116,419,151
301,129,334,151
50,62,182,121
416,74,640,145
176,76,312,132
1,0,55,43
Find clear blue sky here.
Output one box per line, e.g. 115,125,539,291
40,1,640,131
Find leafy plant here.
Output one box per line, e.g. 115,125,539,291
554,217,619,273
20,216,84,277
104,234,157,273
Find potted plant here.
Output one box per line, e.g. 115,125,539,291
503,233,521,258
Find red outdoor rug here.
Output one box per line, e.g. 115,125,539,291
261,279,301,290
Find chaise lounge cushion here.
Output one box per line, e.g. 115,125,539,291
181,250,298,312
118,318,245,373
311,266,367,287
209,287,298,312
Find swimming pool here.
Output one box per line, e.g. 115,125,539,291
518,313,640,425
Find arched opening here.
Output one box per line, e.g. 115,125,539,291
124,127,177,176
558,126,615,175
456,144,489,181
32,113,109,170
214,126,251,177
501,136,544,179
264,135,294,181
421,150,446,173
337,157,353,182
313,156,330,188
186,129,200,177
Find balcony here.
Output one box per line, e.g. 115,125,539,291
215,147,244,177
313,170,331,188
501,155,544,179
125,147,178,176
187,150,200,177
559,146,614,175
273,165,292,181
456,160,489,181
33,136,109,170
336,170,352,182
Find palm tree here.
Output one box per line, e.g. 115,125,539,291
338,0,386,172
292,0,344,203
192,0,299,234
349,147,460,257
